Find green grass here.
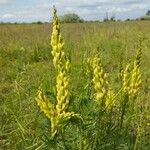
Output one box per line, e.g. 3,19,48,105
0,21,150,149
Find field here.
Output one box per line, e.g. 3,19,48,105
0,20,150,149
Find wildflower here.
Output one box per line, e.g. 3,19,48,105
122,61,141,98
36,7,81,137
89,55,115,110
129,61,142,98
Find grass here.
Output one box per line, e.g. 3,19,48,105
0,21,150,149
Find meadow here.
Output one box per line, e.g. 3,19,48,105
0,19,150,149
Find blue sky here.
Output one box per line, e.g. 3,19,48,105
0,0,150,22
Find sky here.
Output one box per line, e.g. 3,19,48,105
0,0,150,22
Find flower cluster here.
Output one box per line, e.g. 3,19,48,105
88,55,114,110
122,48,142,99
36,7,80,137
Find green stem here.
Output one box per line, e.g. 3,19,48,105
120,95,129,129
92,109,102,150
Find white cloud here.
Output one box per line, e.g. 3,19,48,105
50,0,150,19
130,3,149,10
108,7,131,13
2,13,15,19
0,0,150,22
2,4,51,22
0,0,11,4
52,0,108,8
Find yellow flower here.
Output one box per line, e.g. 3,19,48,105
35,7,81,137
89,55,115,110
122,60,142,98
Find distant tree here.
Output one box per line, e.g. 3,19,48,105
32,21,43,24
37,21,43,24
60,13,84,23
146,10,150,16
110,16,116,21
126,18,130,21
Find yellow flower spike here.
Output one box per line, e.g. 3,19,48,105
89,55,114,110
122,59,142,98
35,90,56,125
36,7,82,137
129,61,141,98
51,7,64,69
122,39,143,98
